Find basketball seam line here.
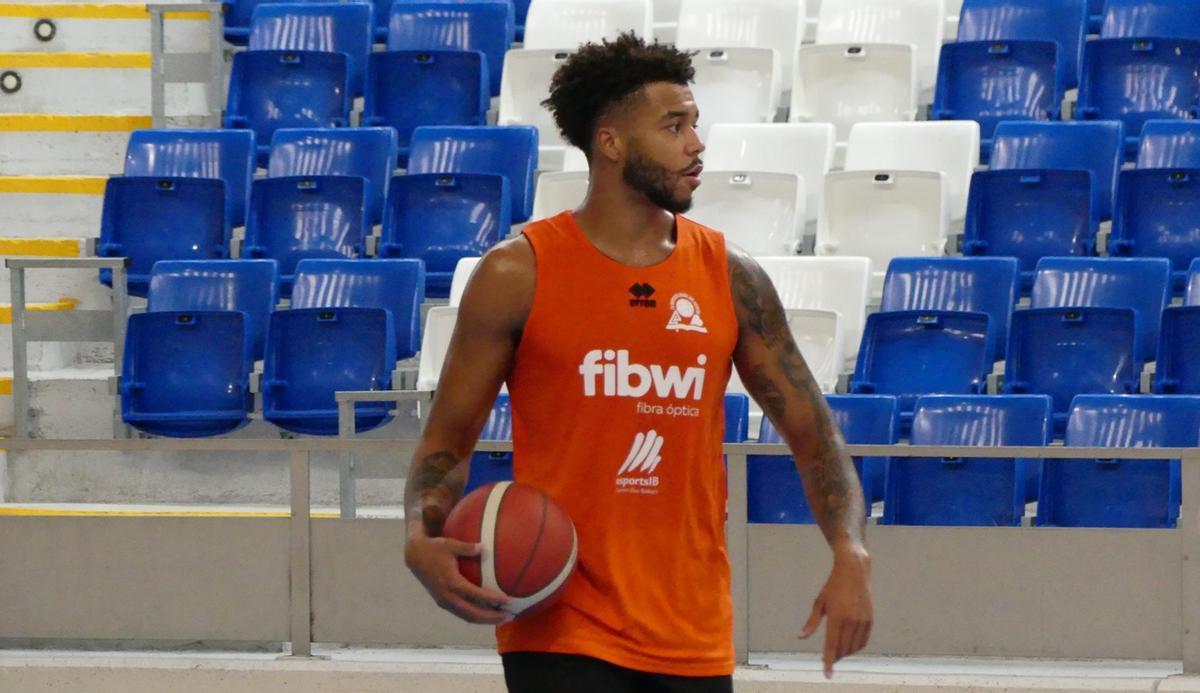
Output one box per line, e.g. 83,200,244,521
510,491,548,595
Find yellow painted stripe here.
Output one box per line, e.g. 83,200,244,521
0,238,81,258
0,52,151,69
0,114,151,132
0,176,106,195
0,297,80,325
0,507,340,518
0,378,10,396
0,4,210,20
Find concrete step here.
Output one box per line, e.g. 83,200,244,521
0,53,212,115
0,4,213,54
0,177,105,237
0,120,136,175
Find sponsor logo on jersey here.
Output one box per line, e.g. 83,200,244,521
666,293,707,333
578,349,707,401
616,429,664,494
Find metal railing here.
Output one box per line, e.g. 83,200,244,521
148,2,225,128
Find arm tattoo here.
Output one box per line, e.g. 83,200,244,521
405,450,466,536
729,249,864,546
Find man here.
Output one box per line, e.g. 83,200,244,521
405,33,872,693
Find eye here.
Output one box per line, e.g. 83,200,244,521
668,123,681,133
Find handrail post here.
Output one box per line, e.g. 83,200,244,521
287,449,314,658
726,451,750,665
1183,448,1200,673
10,266,29,438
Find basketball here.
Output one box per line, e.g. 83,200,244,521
442,481,579,616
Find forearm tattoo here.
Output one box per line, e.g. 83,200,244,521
405,450,465,536
730,250,864,545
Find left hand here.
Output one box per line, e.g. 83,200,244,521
798,542,873,679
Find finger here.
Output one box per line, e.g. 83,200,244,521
798,598,825,639
823,619,839,679
440,538,484,557
836,618,857,663
451,577,512,607
849,620,870,656
442,592,513,625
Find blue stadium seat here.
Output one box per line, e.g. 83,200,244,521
263,306,397,435
1077,38,1200,158
147,259,280,362
1030,256,1172,358
1111,169,1200,292
1087,0,1104,34
249,2,374,98
290,258,425,359
1100,0,1200,41
932,41,1062,158
1005,307,1141,429
124,129,255,229
97,177,229,297
990,121,1124,220
748,395,897,523
724,393,750,443
1190,258,1200,304
465,394,515,494
963,170,1096,289
387,0,515,97
266,127,397,226
1038,395,1200,528
884,395,1053,526
379,173,510,298
957,0,1088,89
1138,121,1200,168
851,311,994,429
514,0,531,42
363,51,489,162
121,311,253,437
243,176,370,296
223,0,348,44
880,257,1019,359
1155,305,1200,394
224,50,351,163
408,126,539,223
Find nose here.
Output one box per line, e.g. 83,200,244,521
687,127,705,156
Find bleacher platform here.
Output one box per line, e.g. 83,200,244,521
3,0,1200,689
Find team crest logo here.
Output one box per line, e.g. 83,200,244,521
665,293,707,333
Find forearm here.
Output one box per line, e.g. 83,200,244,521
404,448,469,538
795,430,866,551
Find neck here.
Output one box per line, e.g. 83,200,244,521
573,172,676,252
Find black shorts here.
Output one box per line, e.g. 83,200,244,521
501,652,734,693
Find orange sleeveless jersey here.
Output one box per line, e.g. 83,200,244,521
496,211,739,677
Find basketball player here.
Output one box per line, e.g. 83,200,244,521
405,33,872,692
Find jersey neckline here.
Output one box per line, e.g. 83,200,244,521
561,210,690,272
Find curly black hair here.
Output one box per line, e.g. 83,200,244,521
541,32,695,155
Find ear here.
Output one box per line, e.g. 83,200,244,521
593,124,624,164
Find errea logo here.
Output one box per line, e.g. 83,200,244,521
578,349,707,401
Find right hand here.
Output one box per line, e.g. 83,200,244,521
405,532,513,625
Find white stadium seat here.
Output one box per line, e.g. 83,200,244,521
805,0,823,42
561,147,590,171
689,47,780,138
532,171,589,220
817,170,949,298
815,0,946,98
653,0,682,43
844,121,980,225
417,306,459,391
688,171,804,257
449,257,481,307
754,256,870,364
499,49,572,169
675,0,806,96
789,43,919,143
944,0,962,39
704,123,835,227
523,0,653,50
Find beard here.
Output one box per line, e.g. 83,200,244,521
622,146,693,214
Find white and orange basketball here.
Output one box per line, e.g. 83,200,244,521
442,481,578,616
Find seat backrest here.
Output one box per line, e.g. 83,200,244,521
363,51,489,154
790,43,919,141
1030,257,1171,357
1077,38,1200,144
1100,0,1200,40
249,2,373,97
845,121,980,223
532,171,588,220
387,0,514,96
688,171,803,256
784,309,844,392
417,306,458,390
1112,169,1200,278
880,257,1018,359
817,170,949,297
962,169,1097,279
723,393,751,442
224,50,350,144
523,0,653,50
380,173,510,297
448,257,482,307
754,256,870,363
1156,306,1200,393
705,123,835,225
1189,259,1200,306
990,120,1124,220
688,47,781,138
819,394,899,446
1137,121,1200,169
225,0,339,41
913,393,1053,445
267,127,397,226
408,125,539,223
147,259,280,361
244,175,370,290
290,258,426,359
816,0,947,95
497,49,572,149
958,0,1088,88
675,0,806,89
98,177,230,292
124,129,255,229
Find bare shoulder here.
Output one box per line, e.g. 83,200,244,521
457,235,536,333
